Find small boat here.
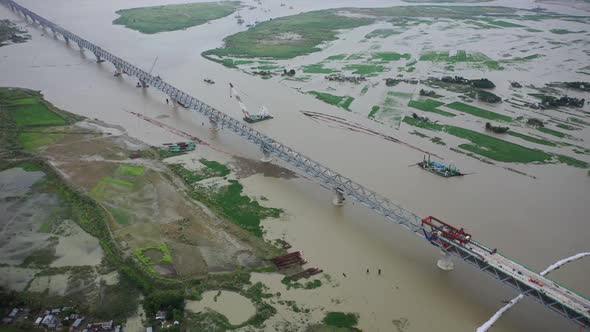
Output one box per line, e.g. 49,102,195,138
417,155,463,177
244,113,273,123
204,78,215,84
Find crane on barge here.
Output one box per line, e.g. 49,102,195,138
229,83,273,123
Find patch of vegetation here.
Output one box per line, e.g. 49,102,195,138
113,1,241,34
360,85,369,96
20,237,58,267
116,165,145,176
323,312,360,330
92,274,140,321
135,243,174,273
556,123,577,131
0,19,30,47
109,207,131,225
569,117,590,126
507,131,556,147
308,91,354,110
550,29,584,34
16,161,43,172
446,101,512,121
281,277,322,290
556,155,588,168
365,29,399,38
430,137,446,145
343,64,385,75
403,117,553,163
538,127,567,138
372,52,411,62
482,19,526,28
325,54,347,60
18,131,65,151
368,106,380,119
302,63,336,74
170,164,282,238
408,99,455,117
169,159,230,184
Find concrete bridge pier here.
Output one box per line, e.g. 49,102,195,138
209,118,219,130
261,147,272,162
138,79,148,88
77,43,83,51
170,98,179,107
94,53,104,63
332,188,345,206
113,65,123,77
437,250,454,271
63,36,69,44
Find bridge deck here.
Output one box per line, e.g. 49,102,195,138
2,0,588,328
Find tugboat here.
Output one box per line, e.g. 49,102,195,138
417,155,463,177
229,83,274,123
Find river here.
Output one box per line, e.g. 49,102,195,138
0,0,589,331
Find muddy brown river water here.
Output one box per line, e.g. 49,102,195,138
1,0,589,331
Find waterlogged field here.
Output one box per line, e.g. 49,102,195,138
202,5,590,174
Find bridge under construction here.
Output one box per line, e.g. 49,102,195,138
2,0,589,329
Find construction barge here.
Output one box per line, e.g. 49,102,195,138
163,141,196,152
418,155,463,177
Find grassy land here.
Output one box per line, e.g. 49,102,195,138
325,54,347,60
0,88,81,153
446,101,512,121
402,117,552,163
343,64,385,75
538,127,568,138
113,1,240,34
0,19,30,47
372,52,411,62
323,312,360,329
507,131,556,147
408,99,456,117
365,29,399,38
550,29,584,34
302,63,336,74
203,6,517,60
308,91,354,110
116,165,145,176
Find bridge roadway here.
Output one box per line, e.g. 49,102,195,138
2,0,589,328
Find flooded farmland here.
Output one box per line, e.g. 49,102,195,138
0,0,589,331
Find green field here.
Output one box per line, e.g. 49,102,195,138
368,106,380,119
203,6,517,60
116,165,145,176
550,29,584,34
408,99,455,117
446,101,512,121
343,64,385,75
325,54,347,60
113,1,241,34
365,29,399,39
8,103,66,127
507,131,556,147
302,63,336,74
538,127,568,138
308,91,354,110
372,52,411,62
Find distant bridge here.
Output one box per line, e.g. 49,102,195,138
2,0,588,329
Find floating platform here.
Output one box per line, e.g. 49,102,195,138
417,156,463,177
287,267,323,281
163,141,196,152
244,114,273,123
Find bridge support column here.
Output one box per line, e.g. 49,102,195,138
437,251,454,271
138,79,148,88
94,53,104,63
63,36,69,44
170,98,179,107
114,65,122,76
209,118,219,130
77,43,83,51
261,147,272,162
332,188,345,206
